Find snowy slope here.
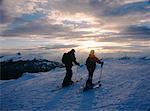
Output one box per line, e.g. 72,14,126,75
0,58,150,111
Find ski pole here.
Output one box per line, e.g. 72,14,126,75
75,65,83,82
75,65,80,82
98,62,103,84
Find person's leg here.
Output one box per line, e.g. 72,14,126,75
62,66,69,86
90,68,95,85
89,68,94,85
67,66,73,83
85,68,93,88
86,66,96,88
62,65,73,86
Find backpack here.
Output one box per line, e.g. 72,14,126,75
62,53,69,64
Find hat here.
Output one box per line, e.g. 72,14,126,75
71,49,75,53
90,50,95,55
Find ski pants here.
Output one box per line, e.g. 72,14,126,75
86,67,95,86
62,65,73,86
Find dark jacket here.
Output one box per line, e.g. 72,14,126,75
65,51,79,66
86,54,101,69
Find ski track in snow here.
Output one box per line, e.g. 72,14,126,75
0,59,150,111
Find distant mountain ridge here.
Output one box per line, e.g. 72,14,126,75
0,58,63,80
1,53,150,80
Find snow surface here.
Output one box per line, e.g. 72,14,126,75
0,53,42,62
0,58,150,111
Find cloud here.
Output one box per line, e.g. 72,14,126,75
123,25,150,35
2,23,68,37
104,1,150,16
1,0,149,37
39,44,79,50
0,0,150,55
0,7,10,24
14,44,79,51
0,0,12,24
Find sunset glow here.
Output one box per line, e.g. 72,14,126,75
0,0,150,60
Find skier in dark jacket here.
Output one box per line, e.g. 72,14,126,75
62,49,80,87
85,50,103,89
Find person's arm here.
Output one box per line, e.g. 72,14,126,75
72,53,80,66
95,57,104,67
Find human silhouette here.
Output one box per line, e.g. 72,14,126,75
85,50,103,89
62,49,80,87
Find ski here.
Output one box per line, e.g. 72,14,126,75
76,82,101,93
84,84,101,91
83,83,101,91
51,78,83,92
93,83,101,89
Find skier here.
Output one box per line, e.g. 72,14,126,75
62,49,80,87
85,50,104,89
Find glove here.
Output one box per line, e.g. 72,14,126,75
80,64,84,67
76,63,80,66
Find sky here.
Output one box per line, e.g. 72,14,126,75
0,0,150,60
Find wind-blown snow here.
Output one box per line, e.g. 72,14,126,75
0,58,150,111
